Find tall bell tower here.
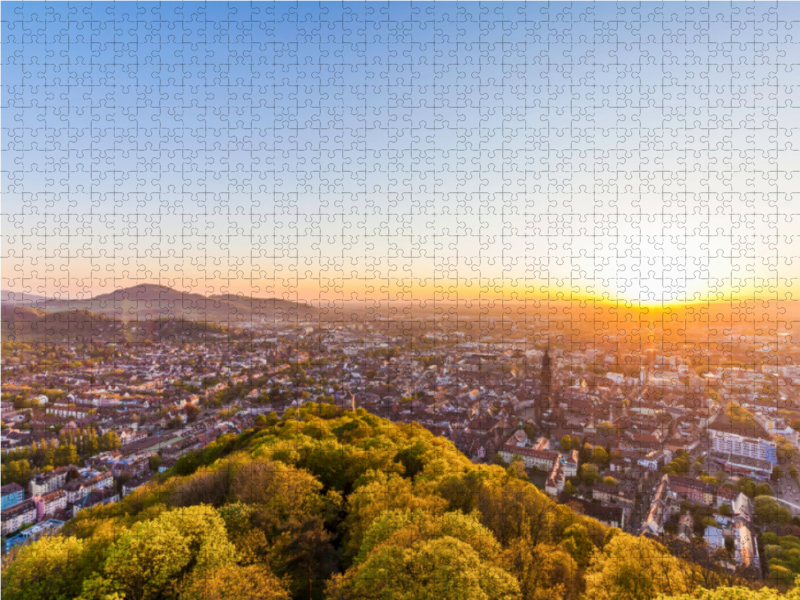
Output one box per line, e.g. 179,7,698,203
535,346,552,424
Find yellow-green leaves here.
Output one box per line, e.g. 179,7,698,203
79,506,237,600
182,564,291,600
333,510,518,600
331,536,520,600
2,536,94,600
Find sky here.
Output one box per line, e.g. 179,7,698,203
3,2,800,306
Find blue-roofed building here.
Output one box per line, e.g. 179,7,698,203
3,519,65,553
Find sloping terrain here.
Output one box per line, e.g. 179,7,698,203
1,305,237,343
1,406,771,600
2,284,319,326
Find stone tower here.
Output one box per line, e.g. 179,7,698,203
535,347,553,424
541,347,552,397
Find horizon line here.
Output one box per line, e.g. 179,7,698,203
3,285,798,310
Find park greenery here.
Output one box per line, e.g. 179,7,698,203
2,403,798,600
1,429,121,487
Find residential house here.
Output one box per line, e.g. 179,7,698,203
122,475,152,497
111,454,151,478
716,485,737,509
561,450,579,477
592,482,635,507
636,449,672,471
677,514,694,542
642,478,669,536
735,521,760,570
583,503,625,529
733,492,754,522
72,488,120,518
64,472,114,504
666,475,715,505
545,460,566,496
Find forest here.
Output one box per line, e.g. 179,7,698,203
2,403,798,600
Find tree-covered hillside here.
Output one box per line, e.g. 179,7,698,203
1,404,791,600
1,304,238,343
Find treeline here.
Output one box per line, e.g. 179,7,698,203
1,429,121,487
0,404,789,600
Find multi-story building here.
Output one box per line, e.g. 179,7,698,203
499,445,560,471
1,499,37,535
1,482,25,510
665,475,716,505
111,454,150,478
561,450,579,477
64,472,114,504
716,485,737,509
545,460,566,495
0,401,21,422
29,466,72,496
714,453,774,480
755,412,799,450
45,403,92,419
584,503,625,529
33,490,67,521
635,449,672,471
708,413,777,467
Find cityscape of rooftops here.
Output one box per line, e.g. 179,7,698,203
3,3,800,600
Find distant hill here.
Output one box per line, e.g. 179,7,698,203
4,284,320,326
2,306,118,343
91,284,198,303
1,291,50,304
1,305,238,343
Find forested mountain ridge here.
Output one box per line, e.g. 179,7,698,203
1,405,793,600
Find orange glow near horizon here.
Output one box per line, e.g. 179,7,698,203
7,279,795,310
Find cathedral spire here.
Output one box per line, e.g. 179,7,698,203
542,345,551,396
534,344,553,425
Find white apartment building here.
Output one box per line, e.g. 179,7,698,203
29,467,71,496
708,414,777,466
1,499,37,535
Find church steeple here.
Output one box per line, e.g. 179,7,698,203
541,346,552,396
535,345,553,425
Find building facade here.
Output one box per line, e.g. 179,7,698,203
1,499,37,535
1,482,25,510
33,490,67,521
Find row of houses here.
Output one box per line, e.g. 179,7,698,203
558,493,627,529
1,470,114,536
498,430,579,477
642,474,754,537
